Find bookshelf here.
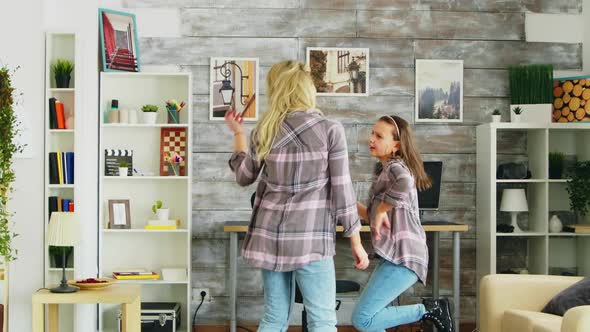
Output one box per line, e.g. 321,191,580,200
44,32,78,332
476,123,590,285
98,72,192,332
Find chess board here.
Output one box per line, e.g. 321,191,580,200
160,127,187,176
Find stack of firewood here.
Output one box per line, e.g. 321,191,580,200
553,78,590,122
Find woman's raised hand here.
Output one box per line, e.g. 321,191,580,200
224,109,244,134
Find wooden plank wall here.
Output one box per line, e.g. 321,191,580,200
123,0,582,326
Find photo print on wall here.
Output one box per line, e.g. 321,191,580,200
209,57,259,122
307,47,369,96
415,59,463,123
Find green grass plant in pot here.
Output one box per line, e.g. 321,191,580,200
52,59,74,88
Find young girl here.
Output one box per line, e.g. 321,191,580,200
351,115,453,332
225,60,369,331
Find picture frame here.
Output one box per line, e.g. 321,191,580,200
552,75,590,122
99,8,141,72
108,199,131,229
209,57,259,122
415,59,463,123
306,47,369,96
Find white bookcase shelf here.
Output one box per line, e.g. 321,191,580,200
44,32,78,332
98,72,192,332
477,123,590,284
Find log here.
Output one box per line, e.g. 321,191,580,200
570,97,581,110
575,108,585,120
553,110,562,120
561,107,570,116
573,84,583,97
558,117,568,122
567,112,575,121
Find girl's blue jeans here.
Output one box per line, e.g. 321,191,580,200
351,259,426,332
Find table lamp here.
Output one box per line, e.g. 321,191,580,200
47,212,79,293
500,189,528,232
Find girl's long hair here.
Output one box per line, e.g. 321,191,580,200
254,60,317,161
379,115,432,191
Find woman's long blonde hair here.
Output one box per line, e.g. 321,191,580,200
380,115,432,191
254,60,317,161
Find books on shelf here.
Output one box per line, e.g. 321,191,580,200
145,225,177,230
563,224,590,234
48,97,68,130
49,151,74,184
145,219,180,230
113,271,160,280
48,196,75,218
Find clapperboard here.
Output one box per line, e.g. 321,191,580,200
104,149,133,176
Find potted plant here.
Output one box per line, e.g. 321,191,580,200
51,59,74,88
152,200,169,221
565,161,590,219
0,66,23,263
511,106,523,122
49,246,73,268
548,152,565,179
141,104,158,124
508,64,553,123
118,160,129,177
492,109,502,123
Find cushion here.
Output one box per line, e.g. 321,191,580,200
542,276,590,316
503,309,561,332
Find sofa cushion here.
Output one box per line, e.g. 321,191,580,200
542,276,590,316
503,309,561,332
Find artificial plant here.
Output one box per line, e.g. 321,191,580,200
0,65,23,261
566,161,590,217
508,64,553,104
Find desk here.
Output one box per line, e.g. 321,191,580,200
32,284,141,332
224,221,468,331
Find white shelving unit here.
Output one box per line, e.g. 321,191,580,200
98,72,192,332
44,32,78,332
477,122,590,284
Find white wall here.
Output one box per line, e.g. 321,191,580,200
0,1,45,331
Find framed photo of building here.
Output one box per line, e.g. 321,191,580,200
99,8,140,72
306,47,369,96
209,57,259,122
108,199,131,229
415,59,463,123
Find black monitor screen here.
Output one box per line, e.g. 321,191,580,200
418,161,443,210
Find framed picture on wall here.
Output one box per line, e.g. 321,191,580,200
415,59,463,123
209,57,259,122
99,8,140,72
306,47,369,96
108,199,131,229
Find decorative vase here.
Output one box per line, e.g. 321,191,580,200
129,110,138,124
108,110,120,124
143,112,157,124
167,162,180,176
156,208,169,221
549,214,563,233
119,167,128,177
55,74,71,88
119,109,129,123
492,115,501,123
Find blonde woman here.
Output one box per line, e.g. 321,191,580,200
225,60,369,331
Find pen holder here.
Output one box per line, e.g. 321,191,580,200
168,162,180,176
167,108,179,124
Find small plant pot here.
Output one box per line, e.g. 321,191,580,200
119,167,128,177
549,167,564,179
51,251,72,269
511,113,522,123
156,208,170,221
492,115,501,123
55,74,71,88
143,112,158,124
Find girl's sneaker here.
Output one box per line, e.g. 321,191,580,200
421,298,454,332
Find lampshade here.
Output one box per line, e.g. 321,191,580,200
500,189,528,212
47,212,78,247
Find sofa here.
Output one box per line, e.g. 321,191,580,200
479,274,590,332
